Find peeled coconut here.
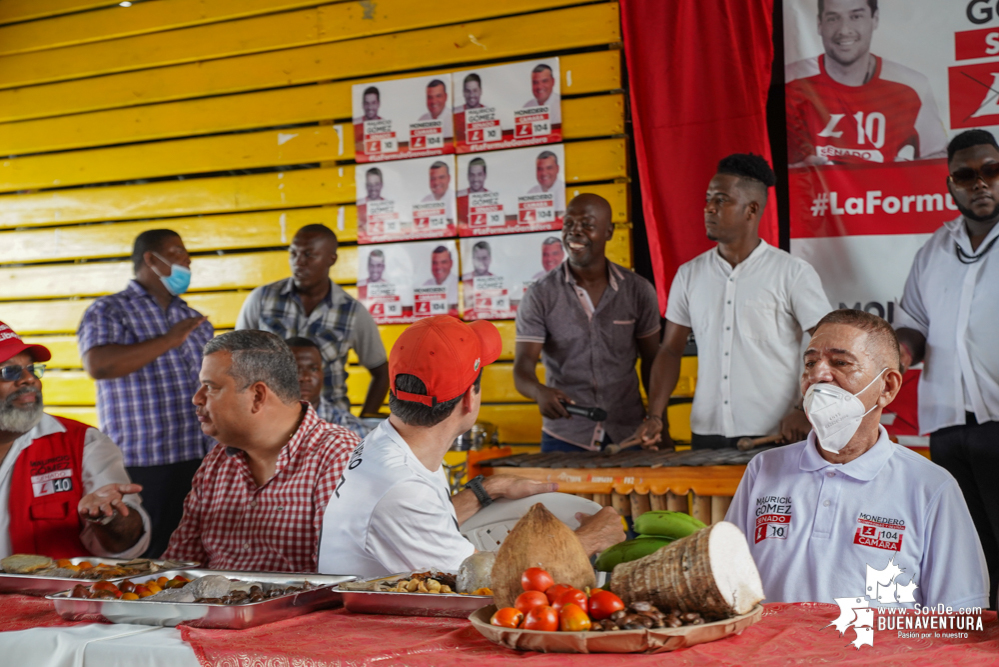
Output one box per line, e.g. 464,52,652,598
609,521,764,619
490,503,595,608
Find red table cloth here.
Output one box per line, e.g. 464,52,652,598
2,594,996,665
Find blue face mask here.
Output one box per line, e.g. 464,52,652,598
152,252,192,296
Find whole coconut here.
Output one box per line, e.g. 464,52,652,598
490,503,595,608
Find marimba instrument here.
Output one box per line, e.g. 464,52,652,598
479,446,775,525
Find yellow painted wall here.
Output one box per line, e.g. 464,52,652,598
1,0,695,444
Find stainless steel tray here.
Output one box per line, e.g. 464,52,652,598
46,569,357,629
0,557,198,596
337,572,492,618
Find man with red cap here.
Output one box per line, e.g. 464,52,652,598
0,323,150,559
317,315,624,578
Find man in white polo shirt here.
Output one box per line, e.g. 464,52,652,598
623,154,831,449
895,129,999,609
317,316,625,577
726,309,988,608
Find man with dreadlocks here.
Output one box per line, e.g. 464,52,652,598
623,154,832,450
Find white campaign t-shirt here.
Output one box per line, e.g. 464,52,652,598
725,427,988,609
317,419,475,578
666,240,831,437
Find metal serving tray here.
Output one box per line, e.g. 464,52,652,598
337,572,492,618
0,557,198,596
46,569,356,629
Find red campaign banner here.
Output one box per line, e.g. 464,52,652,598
954,26,999,61
788,159,954,238
949,60,999,129
621,0,777,314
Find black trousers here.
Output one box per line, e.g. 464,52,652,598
930,415,999,610
126,458,203,559
690,433,763,450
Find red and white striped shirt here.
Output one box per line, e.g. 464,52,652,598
163,403,359,572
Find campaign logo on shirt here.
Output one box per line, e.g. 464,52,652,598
29,455,75,497
853,512,906,552
753,495,791,544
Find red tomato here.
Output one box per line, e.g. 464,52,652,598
90,581,122,598
521,567,555,593
490,607,524,629
523,605,559,632
514,590,549,615
553,589,589,614
559,603,592,632
588,590,626,620
544,583,577,605
117,580,136,593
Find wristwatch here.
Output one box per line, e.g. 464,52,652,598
464,475,494,508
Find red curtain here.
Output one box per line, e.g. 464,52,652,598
621,0,777,313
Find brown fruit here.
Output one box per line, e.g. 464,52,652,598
609,521,763,620
490,503,596,609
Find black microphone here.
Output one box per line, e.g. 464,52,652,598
560,402,608,421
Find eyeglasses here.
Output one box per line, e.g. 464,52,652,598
0,364,45,382
949,162,999,188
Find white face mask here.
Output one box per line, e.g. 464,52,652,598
803,368,888,454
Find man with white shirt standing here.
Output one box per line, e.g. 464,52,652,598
895,129,999,609
725,309,987,608
623,154,831,450
317,316,624,577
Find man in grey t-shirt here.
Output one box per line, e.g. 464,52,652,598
514,194,661,452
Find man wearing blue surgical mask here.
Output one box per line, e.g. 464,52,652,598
77,229,213,558
724,309,988,609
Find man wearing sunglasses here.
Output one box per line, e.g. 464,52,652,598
0,323,150,560
895,129,999,609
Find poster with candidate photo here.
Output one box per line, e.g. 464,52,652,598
357,239,459,324
452,58,562,153
783,0,999,439
456,144,566,237
352,74,455,163
459,232,565,321
355,154,457,244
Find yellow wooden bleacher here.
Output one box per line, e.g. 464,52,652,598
0,0,697,445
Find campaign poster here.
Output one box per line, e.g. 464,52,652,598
459,232,565,320
456,144,567,237
355,154,457,244
352,74,455,163
357,239,460,324
783,0,999,439
452,58,562,153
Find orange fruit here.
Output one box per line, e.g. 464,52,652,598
120,592,139,601
490,607,524,629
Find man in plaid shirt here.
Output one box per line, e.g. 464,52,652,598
78,230,213,558
163,330,359,572
236,224,389,417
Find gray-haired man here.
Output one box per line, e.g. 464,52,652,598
162,330,359,572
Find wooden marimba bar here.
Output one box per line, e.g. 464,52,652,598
479,446,771,524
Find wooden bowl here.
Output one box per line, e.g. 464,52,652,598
469,604,763,653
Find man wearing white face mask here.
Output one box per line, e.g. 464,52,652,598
78,229,213,558
725,309,988,609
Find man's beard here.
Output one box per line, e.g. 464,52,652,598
954,198,999,224
0,387,44,434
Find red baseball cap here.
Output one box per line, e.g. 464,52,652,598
0,322,51,364
390,316,502,406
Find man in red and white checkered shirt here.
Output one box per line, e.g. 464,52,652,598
163,330,359,572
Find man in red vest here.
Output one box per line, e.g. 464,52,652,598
0,323,150,559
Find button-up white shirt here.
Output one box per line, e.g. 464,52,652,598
0,414,151,559
666,240,831,437
897,216,999,434
726,427,988,608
